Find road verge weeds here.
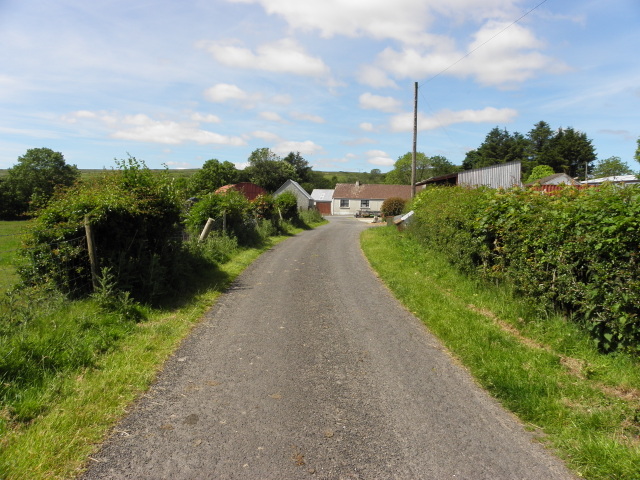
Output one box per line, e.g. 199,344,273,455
361,226,640,480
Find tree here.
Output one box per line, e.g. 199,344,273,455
283,152,311,183
245,148,295,192
635,137,640,167
6,147,79,215
526,121,561,171
552,127,597,179
386,152,458,184
526,165,555,183
463,127,529,171
188,158,238,195
591,156,634,178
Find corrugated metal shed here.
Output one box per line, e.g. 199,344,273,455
458,161,521,189
216,183,267,200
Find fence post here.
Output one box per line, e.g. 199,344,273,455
199,217,215,242
84,216,99,291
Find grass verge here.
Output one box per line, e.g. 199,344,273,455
0,220,326,480
361,226,640,480
0,221,29,293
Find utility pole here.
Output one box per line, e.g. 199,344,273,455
411,81,418,198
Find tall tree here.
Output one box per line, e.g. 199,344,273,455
189,158,238,195
553,127,597,179
635,137,640,166
591,156,633,178
283,152,311,183
463,127,529,171
6,147,79,214
245,148,295,192
386,152,458,184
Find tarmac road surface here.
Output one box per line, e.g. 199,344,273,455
81,216,575,479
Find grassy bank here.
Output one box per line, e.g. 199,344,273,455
0,219,325,480
361,226,640,480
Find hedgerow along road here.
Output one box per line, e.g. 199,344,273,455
81,216,574,479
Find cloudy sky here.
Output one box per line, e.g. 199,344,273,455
1,0,639,172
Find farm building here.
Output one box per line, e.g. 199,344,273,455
215,182,267,201
332,182,411,216
417,161,522,190
274,179,313,210
310,189,334,215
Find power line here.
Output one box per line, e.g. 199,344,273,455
425,0,549,84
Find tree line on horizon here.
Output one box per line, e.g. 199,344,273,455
2,124,639,220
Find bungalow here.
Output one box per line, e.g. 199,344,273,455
332,182,412,216
274,179,313,210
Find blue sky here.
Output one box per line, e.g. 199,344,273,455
1,0,639,173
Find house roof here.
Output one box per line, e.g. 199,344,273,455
524,172,578,187
274,179,312,199
310,189,334,201
333,183,412,200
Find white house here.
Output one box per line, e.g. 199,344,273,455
332,182,412,216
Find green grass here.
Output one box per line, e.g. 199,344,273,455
361,226,640,480
0,218,326,480
0,220,30,292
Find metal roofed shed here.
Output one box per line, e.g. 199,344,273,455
311,189,334,215
417,161,522,190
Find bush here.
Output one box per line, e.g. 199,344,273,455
381,197,407,217
273,191,299,220
409,184,640,354
19,157,184,303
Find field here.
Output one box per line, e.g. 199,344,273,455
0,220,29,292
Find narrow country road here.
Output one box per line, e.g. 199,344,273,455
81,217,574,479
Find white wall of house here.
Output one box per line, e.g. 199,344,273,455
332,198,384,215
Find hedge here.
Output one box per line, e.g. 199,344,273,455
409,184,640,353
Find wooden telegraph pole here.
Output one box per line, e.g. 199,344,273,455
411,82,418,198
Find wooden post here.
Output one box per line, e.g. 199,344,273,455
411,81,418,198
84,216,99,291
199,217,215,242
222,210,227,233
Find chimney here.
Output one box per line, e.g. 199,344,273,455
355,180,360,187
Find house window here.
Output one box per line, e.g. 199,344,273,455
340,199,349,208
360,200,370,208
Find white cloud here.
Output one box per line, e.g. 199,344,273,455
390,106,518,132
252,130,281,141
272,140,324,156
357,65,398,88
62,110,245,146
359,93,402,113
365,149,394,166
204,83,249,102
291,112,325,123
360,122,375,132
364,20,567,88
260,111,286,123
191,113,221,123
199,38,332,79
226,0,519,45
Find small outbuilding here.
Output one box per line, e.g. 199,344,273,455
215,182,267,201
274,179,313,210
310,189,334,215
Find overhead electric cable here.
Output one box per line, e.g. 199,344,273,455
425,0,549,84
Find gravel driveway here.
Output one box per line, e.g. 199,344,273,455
81,216,574,479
